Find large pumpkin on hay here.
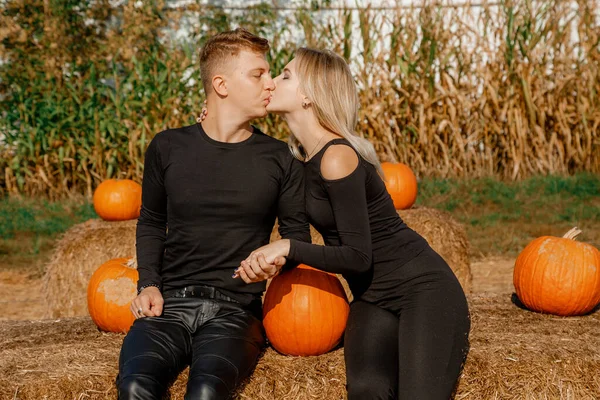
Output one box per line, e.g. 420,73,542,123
93,179,142,221
513,227,600,316
381,162,418,209
263,264,349,356
87,257,138,333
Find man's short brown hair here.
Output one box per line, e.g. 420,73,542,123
199,28,270,94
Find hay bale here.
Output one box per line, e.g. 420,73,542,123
271,206,472,294
2,294,599,399
398,207,472,293
42,219,137,318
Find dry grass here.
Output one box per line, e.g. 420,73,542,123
1,294,599,399
0,270,44,321
2,1,598,197
346,0,600,180
471,257,516,294
42,219,137,318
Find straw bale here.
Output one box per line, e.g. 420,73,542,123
398,207,472,293
2,294,599,399
42,219,137,318
272,206,472,294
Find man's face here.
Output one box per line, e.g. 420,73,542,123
224,50,275,119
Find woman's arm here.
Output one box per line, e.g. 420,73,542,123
288,144,372,274
243,144,372,276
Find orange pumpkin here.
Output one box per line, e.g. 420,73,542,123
263,264,350,356
87,257,139,333
513,227,600,316
93,179,142,221
381,162,418,209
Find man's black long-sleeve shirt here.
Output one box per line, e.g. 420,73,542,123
136,123,310,304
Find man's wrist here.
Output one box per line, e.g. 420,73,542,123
137,283,162,295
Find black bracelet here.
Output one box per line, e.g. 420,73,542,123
137,283,162,295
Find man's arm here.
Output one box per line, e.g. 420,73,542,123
136,134,167,294
276,156,311,271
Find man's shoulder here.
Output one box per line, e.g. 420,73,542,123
155,124,196,139
149,124,197,148
251,127,290,151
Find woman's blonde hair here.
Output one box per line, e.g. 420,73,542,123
289,47,383,176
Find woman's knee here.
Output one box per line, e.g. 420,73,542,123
347,377,395,400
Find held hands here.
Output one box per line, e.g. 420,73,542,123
234,239,291,284
130,286,164,319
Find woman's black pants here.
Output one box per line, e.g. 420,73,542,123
344,247,471,400
116,296,265,400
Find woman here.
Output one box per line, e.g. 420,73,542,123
234,47,470,399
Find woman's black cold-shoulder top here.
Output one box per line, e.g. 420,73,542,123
288,138,429,298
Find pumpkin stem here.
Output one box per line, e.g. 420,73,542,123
562,227,582,240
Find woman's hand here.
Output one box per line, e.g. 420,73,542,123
234,239,291,284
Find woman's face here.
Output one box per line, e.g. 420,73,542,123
266,58,306,114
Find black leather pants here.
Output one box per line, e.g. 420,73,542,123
116,296,265,400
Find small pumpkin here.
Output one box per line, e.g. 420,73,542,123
87,257,139,333
263,264,350,356
93,179,142,221
381,162,418,210
513,227,600,316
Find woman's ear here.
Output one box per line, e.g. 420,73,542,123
302,96,312,109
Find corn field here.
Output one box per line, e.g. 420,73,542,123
0,0,599,198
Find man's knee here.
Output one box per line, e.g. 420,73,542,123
185,374,231,400
117,374,166,400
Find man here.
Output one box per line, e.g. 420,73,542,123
117,28,310,399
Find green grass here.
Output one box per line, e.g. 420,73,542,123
0,197,97,274
0,198,97,239
416,173,600,258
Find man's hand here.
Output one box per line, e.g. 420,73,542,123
233,253,287,284
246,240,291,265
234,240,291,283
130,286,164,318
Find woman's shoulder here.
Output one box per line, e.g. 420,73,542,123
320,142,360,181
